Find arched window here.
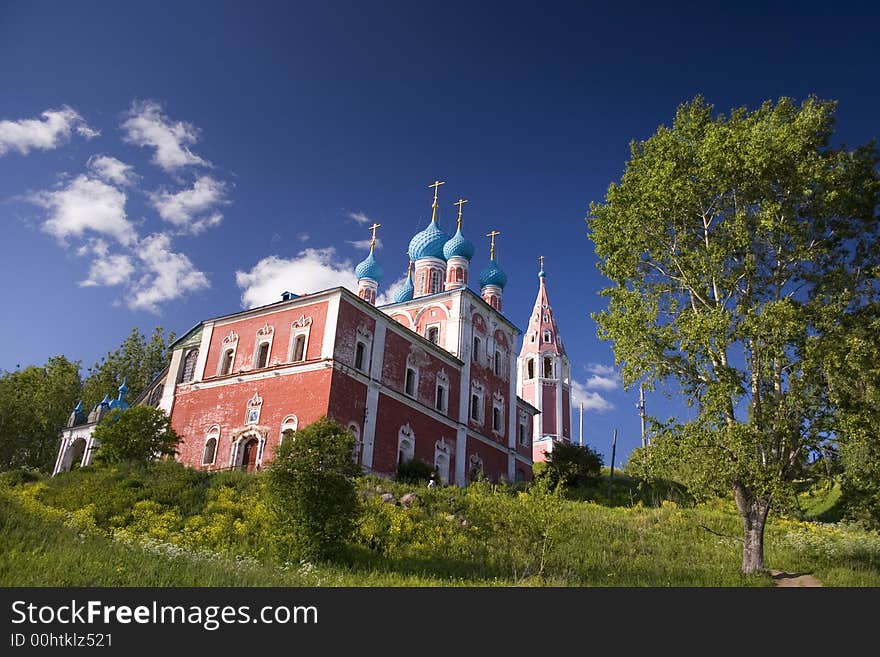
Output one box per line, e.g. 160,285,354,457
469,455,484,482
426,325,439,344
455,267,464,282
355,341,366,371
526,358,535,380
148,384,164,407
219,349,234,375
202,426,220,465
472,336,481,362
180,348,199,383
434,439,450,484
417,271,425,294
494,350,502,376
543,330,552,343
397,425,415,466
405,367,417,397
543,356,554,378
280,415,298,445
492,406,502,431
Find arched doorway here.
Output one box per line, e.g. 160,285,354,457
67,438,86,471
241,438,259,472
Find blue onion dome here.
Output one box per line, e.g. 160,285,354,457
118,377,129,397
355,250,383,283
394,271,415,302
407,218,449,261
99,393,111,407
479,258,508,289
442,228,475,261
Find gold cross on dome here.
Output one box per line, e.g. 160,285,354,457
486,230,501,260
368,222,381,250
454,198,468,229
428,180,446,222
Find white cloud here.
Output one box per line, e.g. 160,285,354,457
583,363,619,390
76,237,110,258
297,232,310,242
32,174,136,246
570,379,614,413
128,233,209,313
376,275,408,306
121,100,209,172
149,175,229,234
235,247,358,308
347,238,382,251
87,155,137,187
347,211,371,225
0,106,98,156
79,254,134,287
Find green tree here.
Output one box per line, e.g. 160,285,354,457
588,96,880,573
92,406,180,465
266,416,361,562
82,326,174,408
0,356,82,471
535,442,603,489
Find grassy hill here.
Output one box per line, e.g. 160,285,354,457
1,463,878,587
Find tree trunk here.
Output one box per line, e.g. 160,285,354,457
733,481,771,574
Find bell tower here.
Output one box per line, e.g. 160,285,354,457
517,257,571,462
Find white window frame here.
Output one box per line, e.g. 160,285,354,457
398,424,415,466
354,325,373,373
470,381,484,424
492,392,505,434
202,425,220,465
288,315,312,363
180,348,200,383
472,336,481,362
425,323,440,345
405,366,418,398
280,414,298,445
435,370,449,413
543,330,552,343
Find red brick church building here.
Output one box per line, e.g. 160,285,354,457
55,182,572,485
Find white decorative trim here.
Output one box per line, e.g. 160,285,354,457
397,423,415,465
257,321,274,337
245,392,263,424
222,330,239,346
321,293,341,359
293,314,312,329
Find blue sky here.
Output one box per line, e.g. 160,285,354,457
1,1,877,465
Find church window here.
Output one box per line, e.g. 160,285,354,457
518,419,528,446
148,385,164,407
429,269,441,293
472,336,481,362
255,342,270,369
470,394,482,423
455,267,464,282
180,348,199,383
405,367,417,397
397,425,415,466
530,333,536,343
543,356,553,378
435,382,446,412
418,271,426,294
469,455,484,482
543,330,552,343
543,314,549,322
426,325,440,345
280,415,298,445
202,426,220,465
355,341,365,371
494,350,502,376
526,358,535,380
291,334,306,362
492,406,502,432
219,349,234,376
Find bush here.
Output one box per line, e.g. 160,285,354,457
535,442,603,489
0,467,43,488
396,459,436,485
266,416,361,562
93,406,181,465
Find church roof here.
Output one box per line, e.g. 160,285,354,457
442,227,475,261
355,249,384,283
407,217,449,261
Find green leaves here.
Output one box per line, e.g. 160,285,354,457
588,95,880,554
92,406,181,465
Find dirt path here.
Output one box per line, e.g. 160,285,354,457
770,570,823,587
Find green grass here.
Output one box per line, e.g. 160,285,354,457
2,466,878,587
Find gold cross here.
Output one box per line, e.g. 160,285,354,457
406,260,413,277
486,230,500,260
428,180,446,207
539,255,544,271
454,198,468,230
368,222,381,251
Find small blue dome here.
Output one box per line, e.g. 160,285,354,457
118,377,129,396
99,394,111,407
355,250,383,283
408,219,449,261
442,228,475,261
479,258,508,289
394,272,414,302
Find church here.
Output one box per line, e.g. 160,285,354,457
54,181,572,486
